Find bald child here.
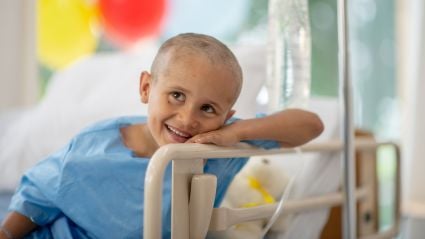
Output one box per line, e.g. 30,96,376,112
0,33,323,239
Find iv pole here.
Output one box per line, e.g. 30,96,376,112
337,0,356,238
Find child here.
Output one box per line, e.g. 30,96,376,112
0,33,323,239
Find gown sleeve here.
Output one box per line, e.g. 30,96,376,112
8,141,73,226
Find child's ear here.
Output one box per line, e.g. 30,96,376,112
225,110,236,121
139,71,152,103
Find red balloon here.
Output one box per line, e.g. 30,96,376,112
99,0,167,48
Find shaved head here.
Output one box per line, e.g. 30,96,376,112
150,33,243,100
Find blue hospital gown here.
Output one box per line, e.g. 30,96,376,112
8,116,279,238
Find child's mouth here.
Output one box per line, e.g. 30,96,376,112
165,124,192,143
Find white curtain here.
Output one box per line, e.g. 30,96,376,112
0,0,37,111
398,0,425,232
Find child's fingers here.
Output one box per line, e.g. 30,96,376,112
194,135,214,144
188,133,217,144
185,137,196,143
186,134,205,144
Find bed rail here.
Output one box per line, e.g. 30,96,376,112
143,139,400,239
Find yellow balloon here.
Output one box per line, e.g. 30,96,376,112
37,0,99,69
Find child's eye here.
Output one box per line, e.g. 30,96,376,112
201,104,215,114
171,92,185,102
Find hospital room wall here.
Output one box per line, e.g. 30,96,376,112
0,0,38,111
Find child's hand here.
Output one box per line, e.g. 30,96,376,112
186,125,240,146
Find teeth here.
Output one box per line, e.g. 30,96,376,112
168,125,190,138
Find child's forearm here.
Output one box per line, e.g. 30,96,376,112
232,109,324,147
188,108,324,147
0,212,37,239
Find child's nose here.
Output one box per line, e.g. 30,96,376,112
179,107,200,129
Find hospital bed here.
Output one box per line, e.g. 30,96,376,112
144,136,401,239
0,39,401,239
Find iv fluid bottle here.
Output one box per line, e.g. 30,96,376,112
267,0,311,112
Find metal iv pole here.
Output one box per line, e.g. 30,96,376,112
337,0,356,238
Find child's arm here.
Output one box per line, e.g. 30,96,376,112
0,212,37,239
187,108,324,147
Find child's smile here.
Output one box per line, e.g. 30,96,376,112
164,124,193,143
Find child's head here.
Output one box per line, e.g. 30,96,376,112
139,33,243,146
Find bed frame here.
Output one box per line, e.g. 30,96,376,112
143,137,400,239
320,131,401,239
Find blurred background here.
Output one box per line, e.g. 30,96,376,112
0,0,423,238
0,0,398,135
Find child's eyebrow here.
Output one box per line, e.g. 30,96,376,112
170,85,188,93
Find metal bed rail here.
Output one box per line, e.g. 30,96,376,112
143,139,400,239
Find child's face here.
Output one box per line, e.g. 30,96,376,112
140,52,239,146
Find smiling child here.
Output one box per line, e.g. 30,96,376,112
0,33,323,239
